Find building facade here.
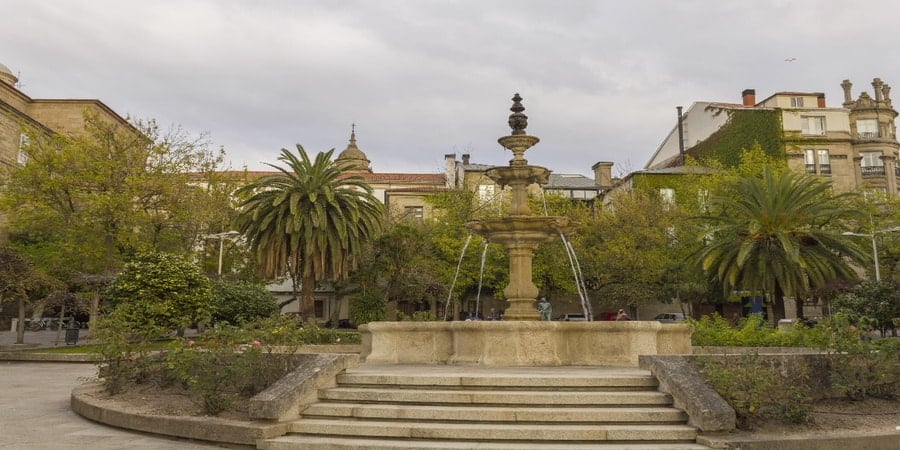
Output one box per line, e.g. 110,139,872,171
645,78,899,195
0,62,133,168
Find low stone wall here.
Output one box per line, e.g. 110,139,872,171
248,353,359,421
639,355,735,432
361,321,692,366
72,383,287,447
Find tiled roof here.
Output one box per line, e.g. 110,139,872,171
546,174,599,189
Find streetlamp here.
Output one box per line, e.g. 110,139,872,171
842,226,900,282
203,231,241,275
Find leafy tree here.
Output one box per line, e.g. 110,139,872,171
832,280,900,336
577,189,691,311
234,146,383,321
424,189,507,317
0,246,34,344
696,168,869,323
210,280,280,325
104,252,213,332
0,112,230,325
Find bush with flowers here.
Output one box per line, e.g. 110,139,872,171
94,314,360,414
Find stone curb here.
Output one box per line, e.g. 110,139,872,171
0,351,100,363
697,430,900,450
71,382,288,447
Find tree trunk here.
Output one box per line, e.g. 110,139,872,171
794,296,805,320
300,274,316,322
16,296,25,344
771,287,786,326
89,287,100,330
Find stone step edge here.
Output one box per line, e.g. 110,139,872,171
261,435,711,450
302,403,688,422
289,419,698,441
319,389,673,405
336,375,659,388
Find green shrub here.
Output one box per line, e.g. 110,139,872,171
211,280,279,325
349,288,386,326
104,252,213,332
820,314,899,400
689,313,826,347
694,353,812,429
96,314,360,414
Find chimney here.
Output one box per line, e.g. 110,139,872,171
873,78,884,102
462,153,470,165
841,79,853,105
817,94,826,108
592,161,613,186
742,89,756,106
444,154,457,188
883,84,892,105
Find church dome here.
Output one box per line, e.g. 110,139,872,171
336,125,372,172
0,62,18,86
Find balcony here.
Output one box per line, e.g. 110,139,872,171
861,166,886,177
857,131,880,139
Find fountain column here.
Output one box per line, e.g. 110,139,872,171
466,93,571,321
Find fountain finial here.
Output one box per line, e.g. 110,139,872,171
508,93,528,135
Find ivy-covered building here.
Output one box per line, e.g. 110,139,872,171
644,78,899,195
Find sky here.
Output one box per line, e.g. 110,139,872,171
2,0,900,177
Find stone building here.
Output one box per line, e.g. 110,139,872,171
0,62,133,168
645,78,899,195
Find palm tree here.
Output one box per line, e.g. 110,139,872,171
696,168,869,323
234,146,383,320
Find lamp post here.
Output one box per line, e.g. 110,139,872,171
842,226,900,282
203,231,241,275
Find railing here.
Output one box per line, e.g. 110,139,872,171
861,166,886,177
805,164,816,174
819,164,832,175
857,131,880,139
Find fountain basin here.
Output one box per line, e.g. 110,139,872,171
466,216,574,242
360,321,692,367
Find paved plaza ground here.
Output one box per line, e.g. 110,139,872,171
0,328,226,449
0,360,228,449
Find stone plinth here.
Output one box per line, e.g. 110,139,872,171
360,321,692,366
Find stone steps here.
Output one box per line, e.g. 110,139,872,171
302,403,688,423
258,365,707,449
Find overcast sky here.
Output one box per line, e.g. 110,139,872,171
3,0,899,177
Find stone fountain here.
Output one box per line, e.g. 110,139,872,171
359,94,692,366
465,93,573,320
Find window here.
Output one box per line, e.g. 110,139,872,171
659,188,675,209
860,152,885,177
403,206,424,223
477,184,495,204
856,119,879,138
804,149,816,173
790,97,804,107
817,150,831,174
800,116,825,135
697,189,709,213
804,149,830,174
17,133,29,165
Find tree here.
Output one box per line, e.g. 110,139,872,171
104,252,213,332
210,280,280,325
0,112,230,325
696,168,869,323
0,246,34,344
234,146,383,320
577,189,690,311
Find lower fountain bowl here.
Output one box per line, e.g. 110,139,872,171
359,320,692,367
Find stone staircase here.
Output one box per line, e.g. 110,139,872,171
259,365,709,450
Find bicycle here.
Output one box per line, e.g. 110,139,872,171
26,318,48,331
